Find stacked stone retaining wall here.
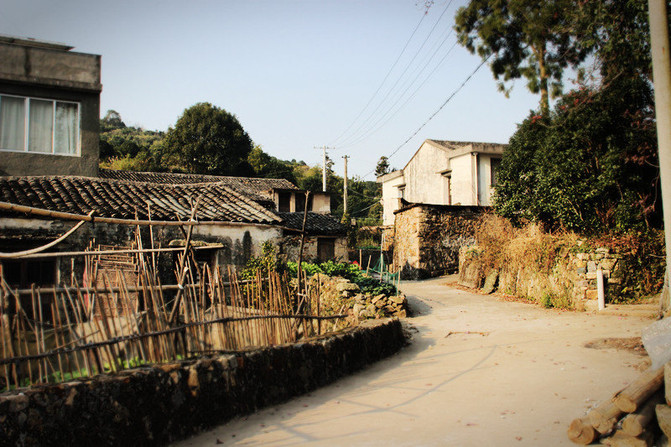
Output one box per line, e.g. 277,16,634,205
393,204,485,279
0,318,405,446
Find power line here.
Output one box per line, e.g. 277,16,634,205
332,0,455,147
360,55,492,180
339,38,459,149
329,9,429,147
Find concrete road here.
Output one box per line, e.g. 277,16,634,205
174,277,654,447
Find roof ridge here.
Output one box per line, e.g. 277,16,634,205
99,168,296,185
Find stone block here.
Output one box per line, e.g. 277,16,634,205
587,261,597,272
600,258,617,271
585,289,599,300
576,268,586,274
482,270,499,294
336,281,360,293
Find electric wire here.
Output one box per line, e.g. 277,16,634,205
328,7,430,146
360,54,492,180
338,37,459,149
331,0,455,147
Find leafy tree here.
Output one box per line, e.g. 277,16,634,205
100,109,126,132
491,0,660,233
493,75,659,232
160,102,254,176
375,156,390,177
455,0,589,116
248,145,297,183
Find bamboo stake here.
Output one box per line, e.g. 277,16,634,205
58,290,82,378
32,284,49,382
63,285,92,377
0,307,9,390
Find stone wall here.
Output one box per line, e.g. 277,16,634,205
0,318,405,446
0,218,282,287
459,244,626,309
393,204,485,279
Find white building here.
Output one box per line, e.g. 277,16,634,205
377,140,506,226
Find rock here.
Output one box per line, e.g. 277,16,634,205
389,295,406,304
374,299,386,309
371,294,386,304
353,294,366,304
336,282,360,293
482,270,498,294
352,303,365,315
394,310,407,318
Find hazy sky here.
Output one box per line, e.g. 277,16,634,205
4,0,540,178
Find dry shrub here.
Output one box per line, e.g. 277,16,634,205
473,212,515,271
474,213,575,275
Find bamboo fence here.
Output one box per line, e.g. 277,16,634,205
0,256,349,393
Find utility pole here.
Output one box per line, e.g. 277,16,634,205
314,146,335,192
342,155,349,216
648,0,671,313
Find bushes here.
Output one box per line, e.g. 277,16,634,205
286,260,396,296
466,213,665,305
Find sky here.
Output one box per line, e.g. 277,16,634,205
3,0,540,179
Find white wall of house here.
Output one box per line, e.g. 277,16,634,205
377,140,506,223
403,141,450,205
476,154,501,206
448,152,474,205
378,170,405,226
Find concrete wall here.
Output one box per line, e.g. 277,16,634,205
0,41,101,177
476,154,500,206
312,192,331,214
0,318,405,446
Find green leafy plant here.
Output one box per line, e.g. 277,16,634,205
241,241,282,280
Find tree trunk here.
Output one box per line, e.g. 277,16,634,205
621,391,664,436
614,367,665,413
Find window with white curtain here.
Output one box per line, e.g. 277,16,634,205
0,94,80,155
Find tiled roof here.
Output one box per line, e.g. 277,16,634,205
278,212,348,236
99,169,297,209
0,176,281,224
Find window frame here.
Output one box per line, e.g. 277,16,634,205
0,93,81,156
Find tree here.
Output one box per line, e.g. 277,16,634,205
375,156,390,176
160,102,254,176
455,0,589,116
248,145,297,183
493,75,660,232
100,109,126,132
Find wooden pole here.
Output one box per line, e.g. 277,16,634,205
614,367,664,413
297,191,310,303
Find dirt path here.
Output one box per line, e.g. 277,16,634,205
174,277,654,447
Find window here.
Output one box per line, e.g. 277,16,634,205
491,158,502,186
0,94,80,155
278,192,291,212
